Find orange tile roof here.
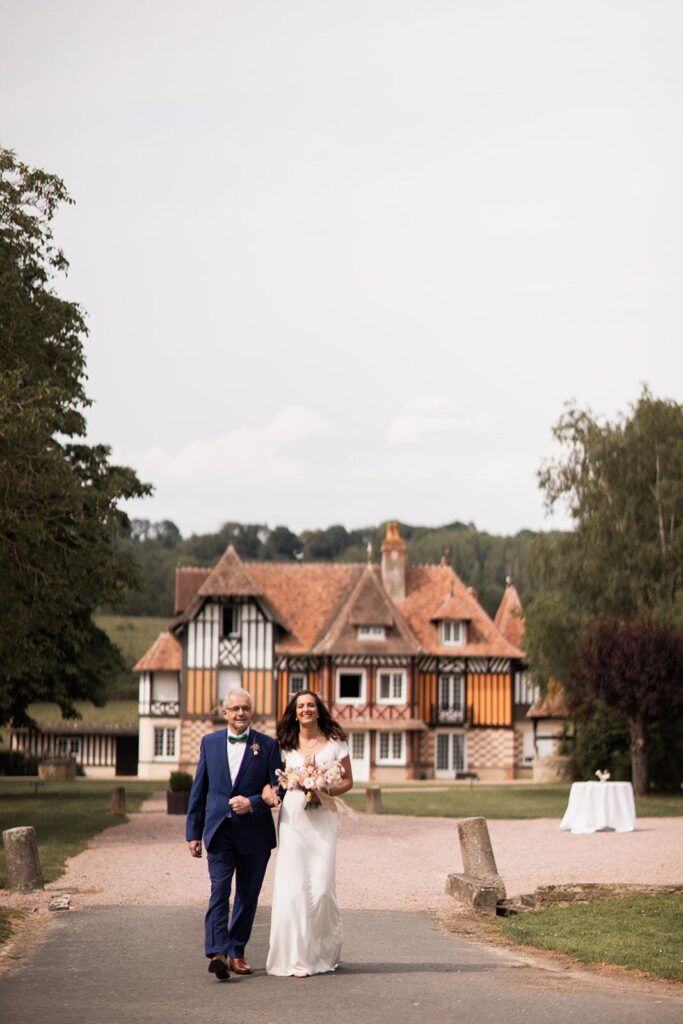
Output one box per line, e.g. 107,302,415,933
134,631,182,672
399,565,523,658
527,680,568,718
170,540,523,661
248,562,362,654
494,580,525,649
346,569,396,627
175,567,210,614
312,566,421,656
431,588,474,621
198,545,261,598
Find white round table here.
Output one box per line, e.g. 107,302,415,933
559,781,636,834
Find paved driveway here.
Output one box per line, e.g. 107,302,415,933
2,905,682,1024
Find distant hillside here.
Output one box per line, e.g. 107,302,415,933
108,519,554,620
95,615,170,699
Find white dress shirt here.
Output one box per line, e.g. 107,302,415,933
227,727,250,782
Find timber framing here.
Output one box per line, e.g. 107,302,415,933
135,523,536,781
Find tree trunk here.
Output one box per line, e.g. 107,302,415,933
630,713,648,796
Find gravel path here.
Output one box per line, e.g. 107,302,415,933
3,793,682,913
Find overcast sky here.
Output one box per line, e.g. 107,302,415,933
2,1,682,537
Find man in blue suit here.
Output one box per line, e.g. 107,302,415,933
186,688,281,981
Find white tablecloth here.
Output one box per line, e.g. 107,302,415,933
559,781,636,834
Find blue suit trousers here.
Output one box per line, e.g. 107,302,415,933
205,817,271,959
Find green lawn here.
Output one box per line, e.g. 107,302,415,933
95,614,170,669
0,780,159,889
499,893,683,982
344,785,683,819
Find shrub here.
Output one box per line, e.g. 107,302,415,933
169,770,193,792
0,750,39,776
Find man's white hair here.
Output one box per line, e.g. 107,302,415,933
222,687,253,708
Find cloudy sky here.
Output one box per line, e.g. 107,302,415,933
2,1,682,537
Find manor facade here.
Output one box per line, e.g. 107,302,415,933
136,523,534,782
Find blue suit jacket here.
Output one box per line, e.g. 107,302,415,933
185,728,281,853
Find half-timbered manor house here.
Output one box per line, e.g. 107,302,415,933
136,523,538,781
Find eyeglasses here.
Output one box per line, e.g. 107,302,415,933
225,705,251,714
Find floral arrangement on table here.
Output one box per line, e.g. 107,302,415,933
595,769,611,782
276,756,345,810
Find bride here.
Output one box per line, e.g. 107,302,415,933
266,689,353,978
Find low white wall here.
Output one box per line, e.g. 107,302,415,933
81,765,117,779
137,760,180,781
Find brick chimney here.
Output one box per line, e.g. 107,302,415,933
381,521,406,602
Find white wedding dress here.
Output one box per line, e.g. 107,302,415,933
266,738,348,976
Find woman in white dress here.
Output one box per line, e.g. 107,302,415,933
266,690,353,978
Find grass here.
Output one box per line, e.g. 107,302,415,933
0,907,21,945
14,700,139,729
344,784,683,819
0,780,159,889
95,614,170,670
499,893,683,982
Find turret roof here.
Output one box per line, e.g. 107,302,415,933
494,578,525,648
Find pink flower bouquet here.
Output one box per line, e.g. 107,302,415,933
276,756,345,809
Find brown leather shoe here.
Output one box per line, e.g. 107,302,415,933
208,954,230,981
228,957,252,975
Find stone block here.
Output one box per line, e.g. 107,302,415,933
38,758,77,781
535,882,683,907
445,873,506,916
2,826,44,892
366,786,382,815
458,816,499,877
111,786,126,814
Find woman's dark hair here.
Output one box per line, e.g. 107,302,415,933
276,689,347,750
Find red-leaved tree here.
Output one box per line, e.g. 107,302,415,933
571,617,683,795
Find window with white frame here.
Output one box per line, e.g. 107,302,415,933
357,626,386,640
351,733,366,760
438,674,465,722
289,673,307,696
436,733,465,773
154,727,177,759
377,731,405,764
440,619,466,646
377,670,406,703
336,670,365,704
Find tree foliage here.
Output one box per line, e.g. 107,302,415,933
571,616,683,793
0,148,150,726
524,389,683,790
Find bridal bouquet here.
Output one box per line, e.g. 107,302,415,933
276,756,345,810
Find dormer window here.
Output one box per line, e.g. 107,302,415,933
441,620,466,647
222,604,240,637
357,626,386,640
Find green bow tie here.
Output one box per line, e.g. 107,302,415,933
228,734,248,744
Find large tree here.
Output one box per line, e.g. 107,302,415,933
574,616,683,794
524,389,683,792
0,148,150,726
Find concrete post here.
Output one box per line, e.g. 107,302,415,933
2,826,44,892
111,786,127,814
458,816,499,877
446,816,506,915
366,786,382,814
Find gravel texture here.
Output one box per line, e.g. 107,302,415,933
2,793,682,914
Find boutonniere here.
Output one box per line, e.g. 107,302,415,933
251,741,260,757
